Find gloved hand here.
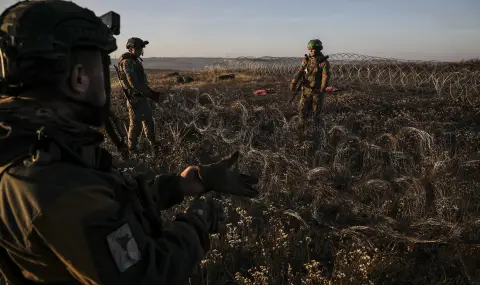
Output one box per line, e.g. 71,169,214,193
197,151,259,198
186,195,225,234
289,81,296,92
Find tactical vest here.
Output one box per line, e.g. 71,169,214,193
303,54,329,90
0,119,161,284
117,52,148,97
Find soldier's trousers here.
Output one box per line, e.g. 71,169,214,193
127,97,156,150
298,88,325,123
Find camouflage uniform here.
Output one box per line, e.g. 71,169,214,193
0,98,210,284
117,37,158,152
290,39,331,124
0,2,210,284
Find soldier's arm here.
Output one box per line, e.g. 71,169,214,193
31,184,210,285
134,172,186,210
320,60,331,91
121,59,152,95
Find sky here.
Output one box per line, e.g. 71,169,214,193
1,0,480,61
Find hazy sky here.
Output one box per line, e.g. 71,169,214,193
1,0,479,61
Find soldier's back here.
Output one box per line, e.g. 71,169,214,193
0,98,127,283
1,160,123,282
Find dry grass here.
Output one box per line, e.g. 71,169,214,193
107,70,480,285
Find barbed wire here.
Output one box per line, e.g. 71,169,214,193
205,53,480,99
106,80,479,282
109,85,478,246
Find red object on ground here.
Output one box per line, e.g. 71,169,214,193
326,86,343,93
253,89,268,96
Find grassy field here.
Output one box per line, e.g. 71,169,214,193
107,69,480,285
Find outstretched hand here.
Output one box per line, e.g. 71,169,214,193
179,151,259,198
198,151,259,198
179,166,205,196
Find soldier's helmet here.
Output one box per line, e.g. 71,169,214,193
126,37,149,49
307,39,323,51
0,0,118,95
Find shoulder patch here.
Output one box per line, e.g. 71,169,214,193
106,223,141,272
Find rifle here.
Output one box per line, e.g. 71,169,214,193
288,79,304,104
289,54,309,103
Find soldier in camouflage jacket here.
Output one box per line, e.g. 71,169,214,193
290,39,331,124
117,37,162,153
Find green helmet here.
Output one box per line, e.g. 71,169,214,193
0,0,119,94
307,39,323,50
126,37,149,49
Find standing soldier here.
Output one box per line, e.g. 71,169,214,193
290,39,331,125
117,37,162,154
0,1,258,284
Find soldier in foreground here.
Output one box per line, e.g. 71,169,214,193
290,39,331,125
0,1,258,284
117,37,163,154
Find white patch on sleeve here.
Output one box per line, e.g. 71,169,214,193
106,223,141,272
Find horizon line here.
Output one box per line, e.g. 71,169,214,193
110,55,480,63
